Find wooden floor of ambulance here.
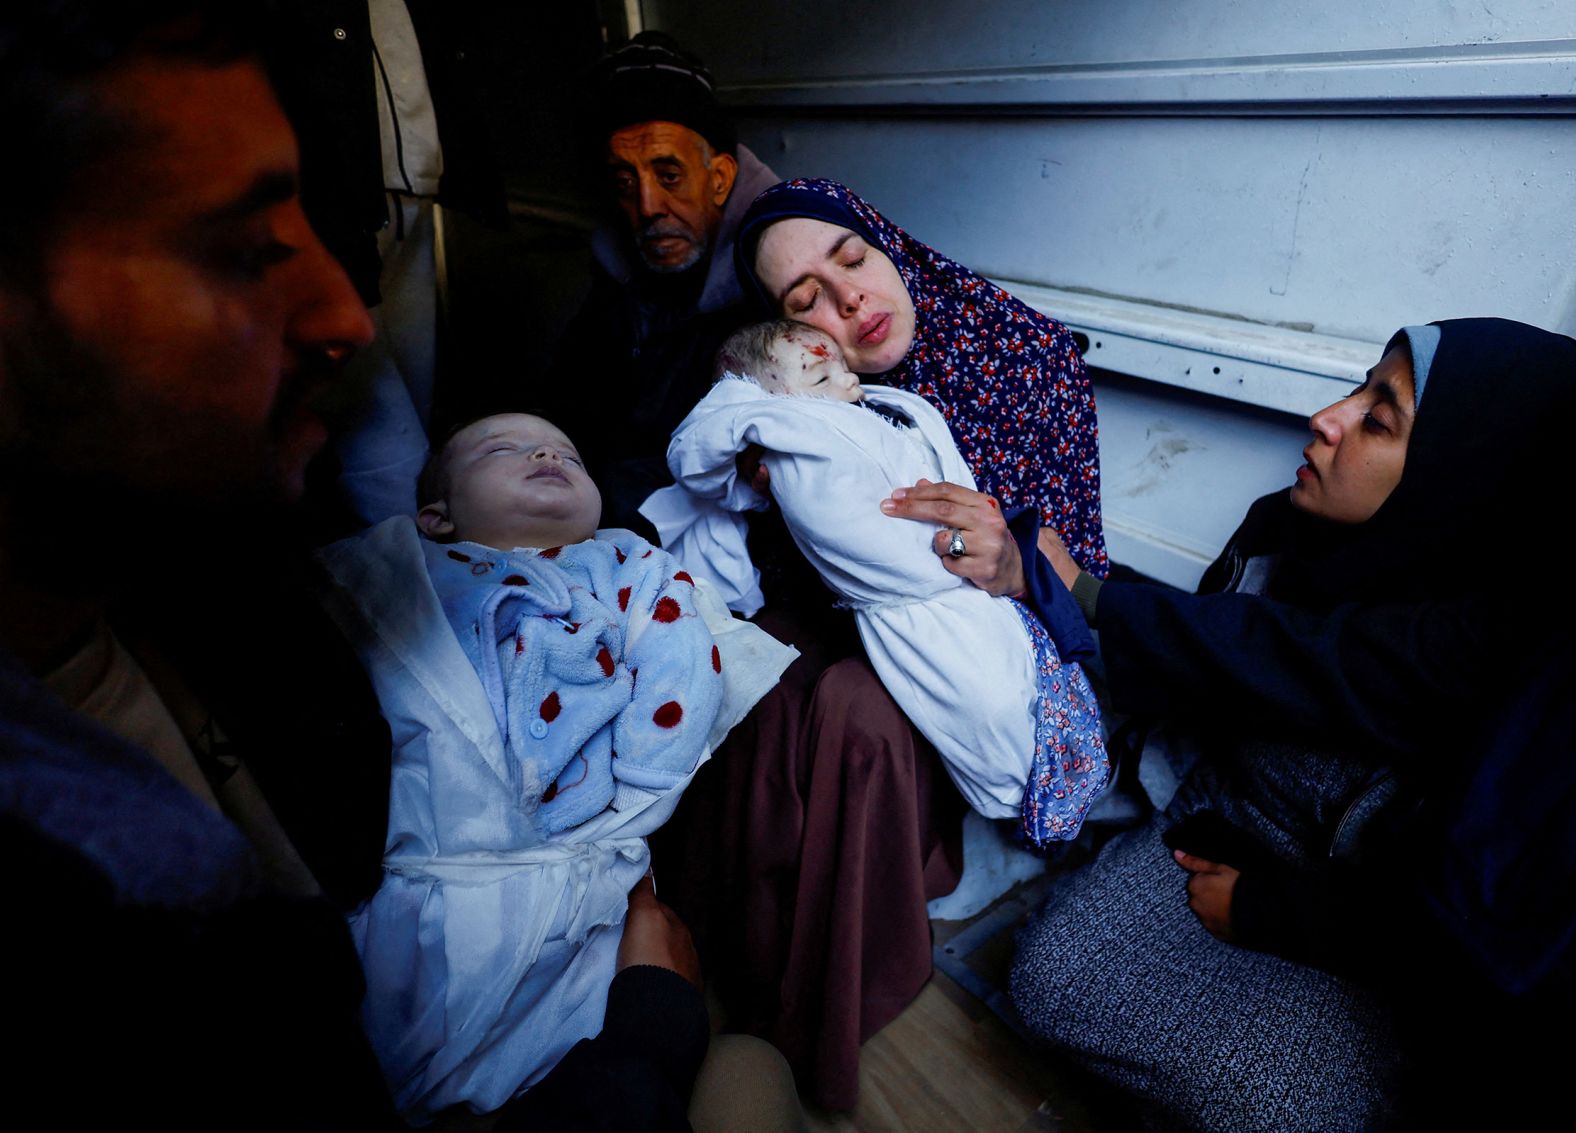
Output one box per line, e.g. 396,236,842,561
799,908,1104,1133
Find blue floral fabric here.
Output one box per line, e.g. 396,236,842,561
739,178,1109,577
1009,597,1109,847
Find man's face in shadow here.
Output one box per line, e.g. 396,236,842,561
605,120,738,274
0,54,373,531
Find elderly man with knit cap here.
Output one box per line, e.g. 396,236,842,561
539,32,779,534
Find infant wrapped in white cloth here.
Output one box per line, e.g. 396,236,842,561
319,414,795,1119
642,321,1106,824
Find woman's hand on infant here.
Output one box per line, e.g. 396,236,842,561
880,479,1026,596
619,872,702,988
1174,850,1240,943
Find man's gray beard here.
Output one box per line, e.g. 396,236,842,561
637,228,710,275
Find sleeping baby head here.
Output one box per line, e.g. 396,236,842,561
416,414,601,550
716,319,864,403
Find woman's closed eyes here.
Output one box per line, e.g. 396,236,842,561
789,254,868,314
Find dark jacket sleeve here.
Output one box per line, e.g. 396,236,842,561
1095,581,1511,759
1229,857,1427,983
1007,507,1097,665
4,815,399,1131
494,965,709,1133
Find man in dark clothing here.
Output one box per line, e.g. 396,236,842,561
0,4,715,1127
540,33,779,534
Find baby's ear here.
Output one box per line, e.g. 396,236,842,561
416,500,456,541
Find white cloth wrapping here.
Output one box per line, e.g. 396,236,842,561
317,517,795,1118
643,380,1038,819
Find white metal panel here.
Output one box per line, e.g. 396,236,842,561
1094,379,1310,590
718,42,1576,115
736,114,1576,346
651,1,1576,76
1003,281,1373,415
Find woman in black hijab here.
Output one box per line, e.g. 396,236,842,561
987,319,1575,1130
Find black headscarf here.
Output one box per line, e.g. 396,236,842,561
1227,318,1575,612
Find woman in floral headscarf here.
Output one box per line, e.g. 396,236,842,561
651,179,1107,1110
737,177,1108,580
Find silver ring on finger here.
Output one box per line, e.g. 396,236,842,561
947,529,967,558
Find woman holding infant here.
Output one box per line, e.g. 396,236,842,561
738,177,1108,586
658,178,1108,1109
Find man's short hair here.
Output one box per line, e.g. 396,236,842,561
0,0,255,285
715,319,818,383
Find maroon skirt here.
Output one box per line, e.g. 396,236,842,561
651,606,965,1109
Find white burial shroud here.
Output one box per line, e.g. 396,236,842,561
643,378,1038,819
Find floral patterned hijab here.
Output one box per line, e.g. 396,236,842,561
738,178,1108,576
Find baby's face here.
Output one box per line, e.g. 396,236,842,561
762,328,864,403
421,414,601,550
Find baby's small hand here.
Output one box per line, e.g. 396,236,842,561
736,444,771,494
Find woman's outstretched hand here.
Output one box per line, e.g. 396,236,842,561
1036,525,1082,591
880,479,1026,596
1174,850,1240,943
